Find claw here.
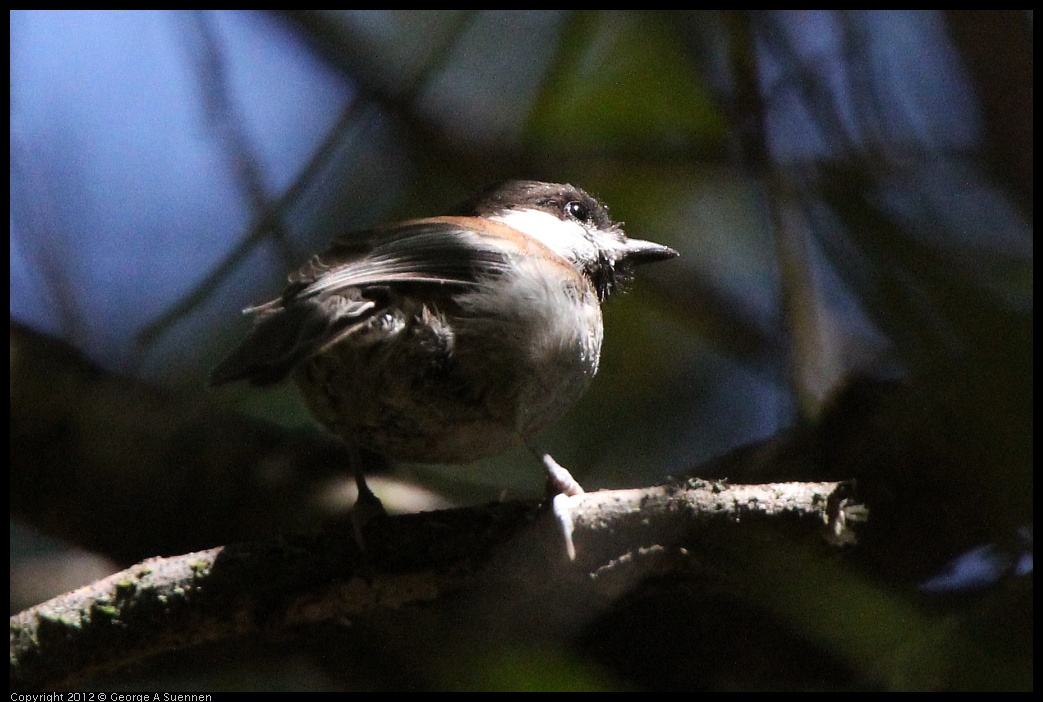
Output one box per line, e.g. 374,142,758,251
530,446,584,559
552,493,579,561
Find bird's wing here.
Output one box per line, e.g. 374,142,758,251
210,219,514,386
288,218,514,299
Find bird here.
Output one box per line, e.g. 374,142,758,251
211,180,677,539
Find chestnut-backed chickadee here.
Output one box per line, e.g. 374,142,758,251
211,180,677,512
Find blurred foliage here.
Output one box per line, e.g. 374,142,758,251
526,10,726,149
10,9,1031,691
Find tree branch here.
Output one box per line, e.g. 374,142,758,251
11,479,859,691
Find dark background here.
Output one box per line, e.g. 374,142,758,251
10,10,1032,690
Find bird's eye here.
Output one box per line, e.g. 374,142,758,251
565,200,591,223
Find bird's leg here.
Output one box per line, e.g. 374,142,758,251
529,445,584,560
537,451,585,497
349,443,386,551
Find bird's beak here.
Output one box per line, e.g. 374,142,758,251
621,238,679,265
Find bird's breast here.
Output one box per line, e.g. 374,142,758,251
452,254,604,436
293,256,603,464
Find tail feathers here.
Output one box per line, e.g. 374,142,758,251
209,296,374,387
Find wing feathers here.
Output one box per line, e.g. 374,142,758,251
210,220,512,386
292,221,511,298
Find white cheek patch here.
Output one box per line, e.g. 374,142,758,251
490,209,598,263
